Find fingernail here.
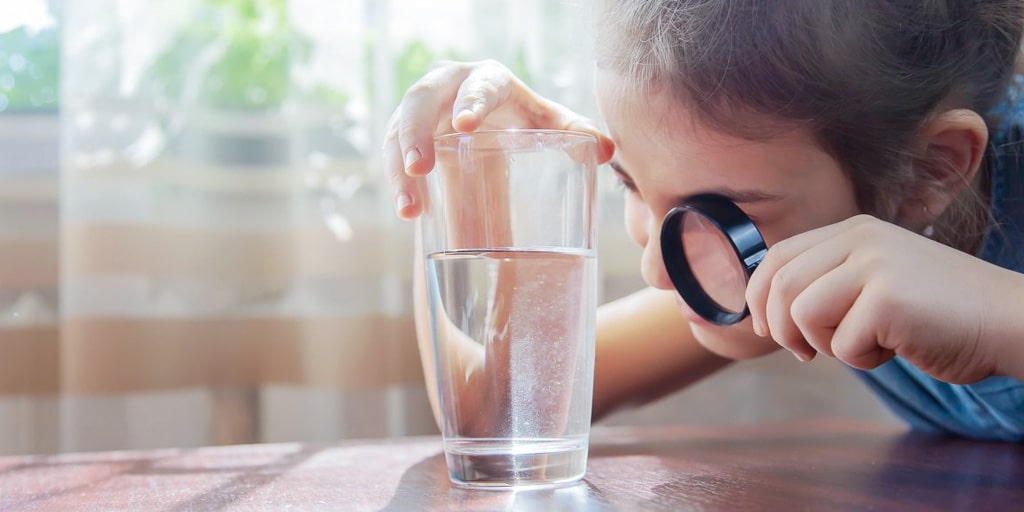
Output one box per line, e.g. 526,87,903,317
793,351,811,362
404,148,421,171
753,320,767,337
453,108,477,129
396,193,412,213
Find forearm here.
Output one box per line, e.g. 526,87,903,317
592,287,733,421
416,239,740,426
996,334,1024,382
413,226,489,431
990,268,1024,382
418,263,733,427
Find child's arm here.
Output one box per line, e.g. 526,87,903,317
414,239,736,428
987,270,1024,382
590,287,734,420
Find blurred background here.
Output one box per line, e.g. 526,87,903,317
0,0,897,456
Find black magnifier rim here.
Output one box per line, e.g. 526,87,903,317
660,193,768,326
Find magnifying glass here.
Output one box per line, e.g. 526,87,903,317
659,194,768,326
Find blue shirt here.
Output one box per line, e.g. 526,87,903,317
853,82,1024,442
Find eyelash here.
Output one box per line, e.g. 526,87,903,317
613,174,639,195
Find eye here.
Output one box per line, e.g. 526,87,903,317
612,173,639,195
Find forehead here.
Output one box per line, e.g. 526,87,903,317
594,68,836,192
596,68,796,156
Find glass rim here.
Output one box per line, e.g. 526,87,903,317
433,128,598,149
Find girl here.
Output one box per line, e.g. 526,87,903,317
383,0,1024,441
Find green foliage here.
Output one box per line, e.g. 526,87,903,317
149,0,332,111
394,41,440,105
0,0,538,115
0,25,60,112
365,37,476,110
510,45,533,89
369,38,532,110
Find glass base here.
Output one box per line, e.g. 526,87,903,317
444,437,588,490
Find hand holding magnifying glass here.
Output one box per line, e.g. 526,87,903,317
660,194,768,326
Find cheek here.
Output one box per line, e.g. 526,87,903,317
761,187,861,246
623,195,649,247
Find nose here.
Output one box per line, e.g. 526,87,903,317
640,214,676,291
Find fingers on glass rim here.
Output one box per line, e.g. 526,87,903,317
452,63,514,131
396,63,473,176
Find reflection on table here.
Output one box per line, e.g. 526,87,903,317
1,420,1022,512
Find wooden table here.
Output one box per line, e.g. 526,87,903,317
2,420,1022,511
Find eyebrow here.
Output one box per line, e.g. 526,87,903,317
608,159,786,204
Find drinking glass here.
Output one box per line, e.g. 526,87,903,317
421,129,598,489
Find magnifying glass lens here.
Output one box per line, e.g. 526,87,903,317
660,194,767,326
680,212,748,314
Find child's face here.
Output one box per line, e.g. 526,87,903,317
595,69,861,325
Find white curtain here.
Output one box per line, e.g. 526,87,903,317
0,0,642,455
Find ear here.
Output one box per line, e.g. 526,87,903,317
900,109,988,228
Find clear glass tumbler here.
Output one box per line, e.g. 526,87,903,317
421,129,598,489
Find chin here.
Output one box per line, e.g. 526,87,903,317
674,295,714,326
689,318,779,360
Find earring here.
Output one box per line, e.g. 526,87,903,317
922,205,935,238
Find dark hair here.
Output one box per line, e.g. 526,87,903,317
597,0,1024,251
